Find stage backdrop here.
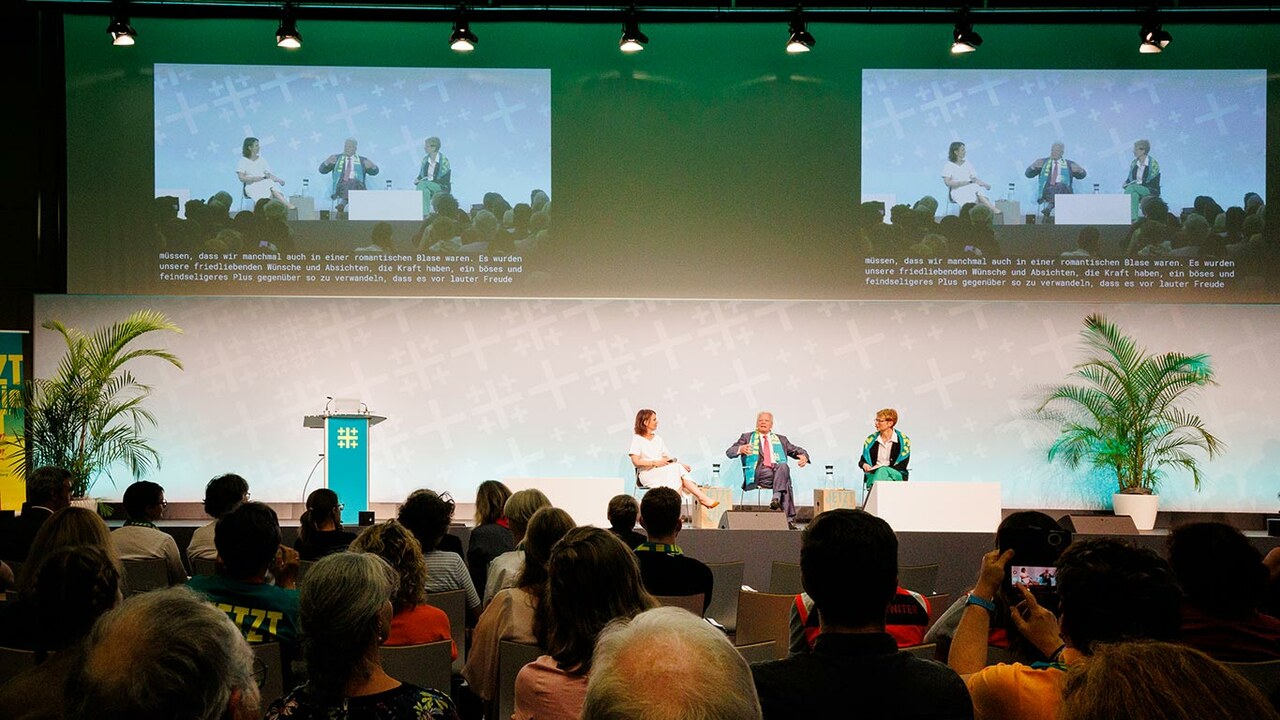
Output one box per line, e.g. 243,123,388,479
33,294,1280,513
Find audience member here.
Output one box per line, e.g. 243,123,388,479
467,479,515,601
188,472,249,562
606,494,646,549
186,501,301,647
264,553,459,720
516,527,656,720
64,586,262,720
634,487,713,613
1265,546,1280,618
752,509,972,719
790,582,932,652
397,489,481,618
484,487,552,606
463,506,574,703
0,465,72,561
1167,521,1280,661
294,487,356,561
582,606,763,720
350,519,455,657
949,538,1181,720
0,545,121,720
111,479,186,585
1059,640,1280,720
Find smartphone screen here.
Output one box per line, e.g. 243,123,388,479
1009,565,1058,588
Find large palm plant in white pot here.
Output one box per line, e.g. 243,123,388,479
1035,314,1223,530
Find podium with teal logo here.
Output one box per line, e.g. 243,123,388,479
303,412,386,525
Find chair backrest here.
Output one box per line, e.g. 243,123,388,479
0,645,37,686
250,641,285,705
296,560,316,586
925,593,950,632
122,558,171,595
1223,659,1280,701
381,640,453,694
768,561,802,595
899,563,940,596
426,589,467,672
734,640,777,665
705,561,745,633
654,594,705,617
190,557,217,576
735,590,794,660
497,641,543,720
903,643,938,661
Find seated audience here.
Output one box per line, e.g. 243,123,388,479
1167,521,1280,661
111,479,186,584
516,527,656,720
187,501,301,647
790,583,932,652
64,586,262,720
467,480,515,601
0,465,72,562
0,545,122,720
606,494,646,549
264,553,459,720
949,538,1181,720
397,489,481,618
188,472,249,562
484,488,552,606
350,520,455,657
463,506,574,703
1059,640,1280,720
581,606,763,720
293,488,356,561
1265,546,1280,618
752,509,972,719
634,487,712,613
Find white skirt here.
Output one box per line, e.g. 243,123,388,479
637,464,685,491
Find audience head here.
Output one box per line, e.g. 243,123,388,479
371,222,394,250
1055,538,1180,653
1059,640,1280,720
969,204,993,227
473,209,499,241
516,506,575,592
397,488,455,551
299,552,398,703
26,465,73,511
538,527,655,673
431,191,459,217
19,506,119,592
1243,191,1264,214
299,487,342,543
203,473,249,519
607,494,640,532
503,487,551,541
66,586,261,720
1076,226,1101,255
214,501,283,580
474,479,513,525
583,607,762,720
34,544,122,651
351,520,426,613
1168,521,1268,618
122,480,166,521
913,195,939,219
800,509,897,630
639,487,682,540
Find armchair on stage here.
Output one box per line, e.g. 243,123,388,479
303,400,386,525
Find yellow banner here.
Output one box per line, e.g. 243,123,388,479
0,332,25,511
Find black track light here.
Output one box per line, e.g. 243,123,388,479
450,7,478,52
276,2,302,50
619,8,648,54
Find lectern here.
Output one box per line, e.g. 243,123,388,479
303,412,387,525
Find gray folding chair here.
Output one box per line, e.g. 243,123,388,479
425,589,467,672
734,590,794,660
654,593,705,617
250,641,286,705
381,640,453,693
768,560,802,595
123,558,171,595
497,641,543,720
190,557,217,576
1223,659,1280,701
899,563,941,595
705,561,745,633
735,640,777,664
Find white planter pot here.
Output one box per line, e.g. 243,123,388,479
70,497,98,511
1112,492,1159,531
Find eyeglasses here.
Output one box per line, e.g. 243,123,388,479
251,656,267,689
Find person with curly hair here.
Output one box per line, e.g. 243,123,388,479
351,520,455,657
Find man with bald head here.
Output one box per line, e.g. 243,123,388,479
726,412,809,527
1025,141,1087,221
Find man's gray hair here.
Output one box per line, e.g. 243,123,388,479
582,606,762,720
66,586,258,720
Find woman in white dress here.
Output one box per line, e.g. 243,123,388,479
237,136,292,207
628,408,719,508
942,141,999,215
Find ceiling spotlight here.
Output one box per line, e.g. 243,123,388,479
449,8,478,53
619,8,648,54
276,2,302,50
951,9,983,54
785,11,815,54
106,4,137,46
1139,21,1171,54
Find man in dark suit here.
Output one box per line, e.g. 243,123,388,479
726,411,808,526
0,465,72,561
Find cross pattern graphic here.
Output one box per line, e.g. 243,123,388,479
336,426,360,449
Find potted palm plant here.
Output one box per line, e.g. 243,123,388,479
3,310,183,504
1035,313,1223,530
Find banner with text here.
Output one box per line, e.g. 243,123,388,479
0,331,25,511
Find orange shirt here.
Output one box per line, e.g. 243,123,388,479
385,603,457,660
965,648,1084,720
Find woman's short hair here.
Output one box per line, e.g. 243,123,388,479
299,552,398,702
1134,138,1151,153
19,507,120,593
241,137,258,158
203,473,249,519
351,520,427,613
516,507,575,592
536,527,655,674
503,488,551,538
397,489,456,551
474,480,513,526
633,408,655,436
1060,640,1280,720
875,408,898,425
947,141,965,163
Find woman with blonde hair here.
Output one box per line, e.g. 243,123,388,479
350,520,455,657
483,488,552,606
